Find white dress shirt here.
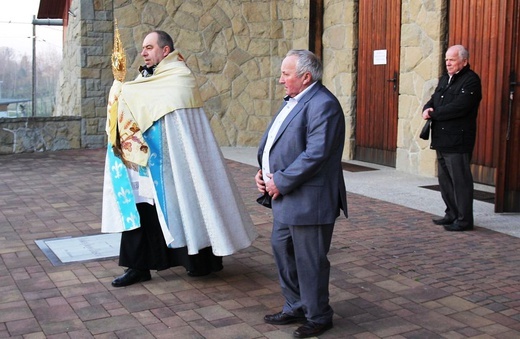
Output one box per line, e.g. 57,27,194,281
262,82,317,183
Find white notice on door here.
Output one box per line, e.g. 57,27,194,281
373,50,387,65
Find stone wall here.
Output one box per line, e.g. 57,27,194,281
55,0,113,150
397,0,447,176
53,0,312,149
114,0,309,146
0,117,81,154
321,0,357,160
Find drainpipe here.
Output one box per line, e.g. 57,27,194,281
31,17,63,117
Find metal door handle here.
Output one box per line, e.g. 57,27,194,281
507,72,520,140
387,71,398,91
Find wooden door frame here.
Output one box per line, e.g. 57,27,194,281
496,0,520,212
309,0,324,59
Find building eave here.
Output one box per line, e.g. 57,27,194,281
37,0,67,19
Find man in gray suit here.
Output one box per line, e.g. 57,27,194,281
255,49,347,338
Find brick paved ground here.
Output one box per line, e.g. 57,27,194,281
1,148,520,338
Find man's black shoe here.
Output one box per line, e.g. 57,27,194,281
111,269,151,287
293,321,333,338
432,217,454,225
264,311,306,325
443,223,474,232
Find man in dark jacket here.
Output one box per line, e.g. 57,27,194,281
422,44,482,232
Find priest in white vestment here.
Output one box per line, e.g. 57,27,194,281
102,30,257,287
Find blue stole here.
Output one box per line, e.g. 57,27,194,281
107,119,167,231
143,120,168,223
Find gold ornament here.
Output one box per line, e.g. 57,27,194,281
111,20,127,81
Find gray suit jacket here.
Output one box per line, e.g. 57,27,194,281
258,82,348,225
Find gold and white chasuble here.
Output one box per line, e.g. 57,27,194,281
101,52,257,256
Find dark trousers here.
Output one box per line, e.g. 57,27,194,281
271,219,334,324
119,203,223,273
436,151,474,227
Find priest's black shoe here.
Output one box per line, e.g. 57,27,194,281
187,264,223,277
187,270,211,277
111,268,151,287
432,217,454,225
293,321,333,338
443,222,474,232
264,311,306,325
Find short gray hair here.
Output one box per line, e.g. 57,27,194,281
286,49,323,81
450,44,469,60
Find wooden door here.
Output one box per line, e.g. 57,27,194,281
355,0,401,167
499,1,520,212
449,0,520,212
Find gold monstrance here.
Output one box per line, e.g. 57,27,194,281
108,19,126,157
111,20,126,81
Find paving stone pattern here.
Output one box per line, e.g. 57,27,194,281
1,149,520,338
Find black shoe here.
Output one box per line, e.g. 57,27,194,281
432,217,454,225
264,311,306,325
443,223,474,232
187,270,211,277
187,264,224,277
293,321,333,338
111,268,151,287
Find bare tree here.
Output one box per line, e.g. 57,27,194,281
0,45,61,116
36,48,61,115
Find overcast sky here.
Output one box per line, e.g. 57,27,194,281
0,0,63,58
